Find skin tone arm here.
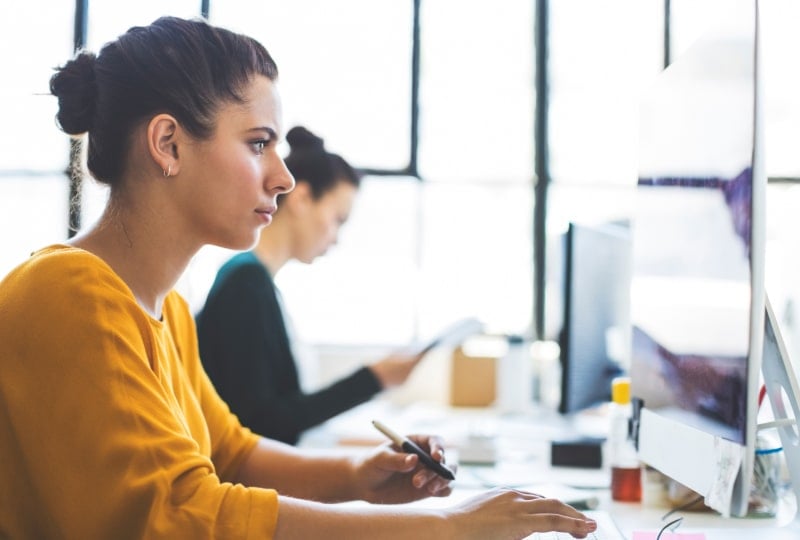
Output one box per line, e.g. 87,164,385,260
233,435,452,502
235,435,598,539
272,489,596,539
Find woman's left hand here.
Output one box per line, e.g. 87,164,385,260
354,434,455,504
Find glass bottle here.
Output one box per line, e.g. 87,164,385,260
495,335,530,413
609,376,642,502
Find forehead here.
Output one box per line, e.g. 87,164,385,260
216,76,282,137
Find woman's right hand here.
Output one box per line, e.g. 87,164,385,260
445,487,597,540
369,351,426,388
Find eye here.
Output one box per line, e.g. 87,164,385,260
250,139,269,154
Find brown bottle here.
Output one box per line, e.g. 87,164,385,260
609,377,642,502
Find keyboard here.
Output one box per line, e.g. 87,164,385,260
525,510,626,540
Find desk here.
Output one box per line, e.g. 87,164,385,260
301,398,800,539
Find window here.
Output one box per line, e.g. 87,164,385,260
203,0,537,345
544,0,663,338
5,1,799,360
210,0,414,172
670,0,800,380
0,1,73,278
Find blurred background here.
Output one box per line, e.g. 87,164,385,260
2,0,799,382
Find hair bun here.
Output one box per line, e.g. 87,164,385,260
286,126,325,152
50,51,98,135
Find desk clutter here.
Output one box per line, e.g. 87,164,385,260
303,329,798,539
448,335,560,409
449,343,497,407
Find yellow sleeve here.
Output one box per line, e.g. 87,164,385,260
0,247,278,540
162,290,262,481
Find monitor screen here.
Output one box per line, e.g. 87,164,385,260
559,221,630,414
631,170,752,445
630,0,764,517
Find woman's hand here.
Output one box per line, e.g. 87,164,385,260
352,434,454,504
369,350,426,388
445,487,598,540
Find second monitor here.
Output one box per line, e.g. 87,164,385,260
558,221,631,414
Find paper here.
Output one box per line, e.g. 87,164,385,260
704,436,744,517
408,317,484,355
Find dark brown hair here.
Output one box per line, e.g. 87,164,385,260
49,16,279,187
284,126,361,200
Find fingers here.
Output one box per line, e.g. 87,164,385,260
529,512,597,538
484,489,596,537
407,434,446,457
411,467,453,495
401,435,455,495
396,452,419,473
528,497,590,519
455,489,597,539
525,498,597,538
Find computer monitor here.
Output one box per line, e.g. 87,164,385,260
630,0,800,519
558,221,629,414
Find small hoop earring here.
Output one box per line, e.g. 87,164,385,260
163,164,172,178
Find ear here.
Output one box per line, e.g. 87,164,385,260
146,114,181,177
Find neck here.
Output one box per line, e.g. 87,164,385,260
252,219,292,276
70,198,197,319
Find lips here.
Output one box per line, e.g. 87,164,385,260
253,205,274,226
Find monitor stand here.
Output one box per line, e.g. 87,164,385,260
760,294,800,528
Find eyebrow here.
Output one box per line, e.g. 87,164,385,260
246,126,279,140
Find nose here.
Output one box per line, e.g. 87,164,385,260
329,224,344,248
267,153,295,196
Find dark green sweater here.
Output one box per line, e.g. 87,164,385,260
196,252,381,445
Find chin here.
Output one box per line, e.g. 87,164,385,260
215,232,260,252
240,236,261,251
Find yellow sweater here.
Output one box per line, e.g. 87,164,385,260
0,245,278,539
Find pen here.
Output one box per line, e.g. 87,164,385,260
371,419,456,481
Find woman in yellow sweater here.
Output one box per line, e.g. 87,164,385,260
0,16,597,539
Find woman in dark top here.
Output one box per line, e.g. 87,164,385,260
196,126,426,445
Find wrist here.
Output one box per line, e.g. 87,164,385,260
367,364,389,389
347,454,368,501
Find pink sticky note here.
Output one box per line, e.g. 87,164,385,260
632,532,706,540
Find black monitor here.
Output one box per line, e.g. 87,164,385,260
558,221,630,414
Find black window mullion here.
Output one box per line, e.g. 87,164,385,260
532,0,549,340
359,0,421,180
67,0,88,238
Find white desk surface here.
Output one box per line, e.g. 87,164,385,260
300,399,799,540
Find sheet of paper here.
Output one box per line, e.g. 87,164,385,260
408,317,484,355
704,436,744,517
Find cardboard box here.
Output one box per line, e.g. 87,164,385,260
449,345,496,407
